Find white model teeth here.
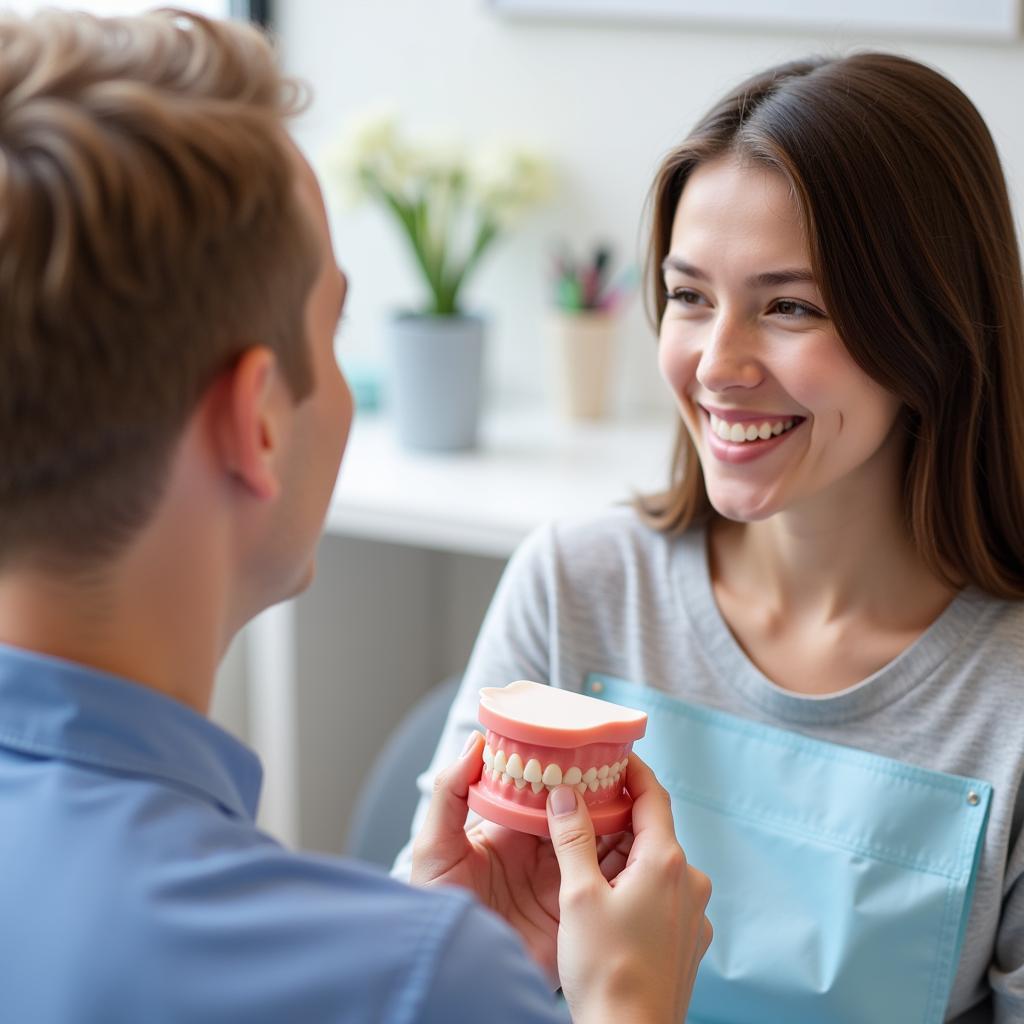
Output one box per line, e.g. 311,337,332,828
710,412,796,443
482,746,627,795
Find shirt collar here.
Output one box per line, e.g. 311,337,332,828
0,643,262,820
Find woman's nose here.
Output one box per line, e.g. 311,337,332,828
695,315,763,393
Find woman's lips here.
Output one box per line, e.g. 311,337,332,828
701,403,798,424
700,406,805,465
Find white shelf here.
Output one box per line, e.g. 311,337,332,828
326,406,678,557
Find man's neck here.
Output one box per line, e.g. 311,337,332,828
0,554,227,715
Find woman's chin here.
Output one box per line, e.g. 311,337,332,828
706,488,782,523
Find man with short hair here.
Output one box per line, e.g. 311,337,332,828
0,10,710,1023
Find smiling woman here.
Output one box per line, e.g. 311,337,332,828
656,155,904,515
640,54,1024,599
401,50,1024,1024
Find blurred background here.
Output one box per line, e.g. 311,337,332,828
13,0,1024,860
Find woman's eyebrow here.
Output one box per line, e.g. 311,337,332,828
661,255,815,288
751,268,816,287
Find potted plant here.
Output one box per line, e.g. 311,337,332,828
328,106,552,451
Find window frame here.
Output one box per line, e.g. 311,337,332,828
233,0,272,27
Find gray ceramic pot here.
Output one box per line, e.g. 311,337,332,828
387,313,485,452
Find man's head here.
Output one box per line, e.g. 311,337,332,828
0,9,328,576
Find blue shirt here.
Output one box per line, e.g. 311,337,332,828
0,644,567,1023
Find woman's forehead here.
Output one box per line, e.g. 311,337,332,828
669,160,810,277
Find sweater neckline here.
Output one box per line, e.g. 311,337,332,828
672,527,989,725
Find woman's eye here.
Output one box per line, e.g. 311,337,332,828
771,299,821,319
664,287,704,306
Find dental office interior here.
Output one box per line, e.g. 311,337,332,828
41,0,1022,862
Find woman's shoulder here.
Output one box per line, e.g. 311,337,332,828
944,589,1024,726
961,586,1024,654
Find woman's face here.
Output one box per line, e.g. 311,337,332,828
658,155,904,523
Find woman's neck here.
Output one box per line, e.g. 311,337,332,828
707,486,959,695
709,474,956,634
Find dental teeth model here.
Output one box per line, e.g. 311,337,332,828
467,680,648,838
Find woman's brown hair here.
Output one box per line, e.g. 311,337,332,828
638,53,1024,599
0,9,318,571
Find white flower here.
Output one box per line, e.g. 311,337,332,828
321,107,553,313
468,144,555,226
340,103,401,162
406,130,467,184
322,102,412,205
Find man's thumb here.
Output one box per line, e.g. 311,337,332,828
546,785,601,880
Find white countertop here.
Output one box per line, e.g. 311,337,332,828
326,406,678,557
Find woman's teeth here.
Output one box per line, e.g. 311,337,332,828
709,412,796,443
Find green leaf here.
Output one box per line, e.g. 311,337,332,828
442,218,499,314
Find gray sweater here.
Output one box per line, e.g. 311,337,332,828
394,507,1024,1023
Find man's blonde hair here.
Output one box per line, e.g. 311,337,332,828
0,8,318,571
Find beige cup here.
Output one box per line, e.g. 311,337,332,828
546,310,616,420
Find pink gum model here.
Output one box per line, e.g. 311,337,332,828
466,680,648,838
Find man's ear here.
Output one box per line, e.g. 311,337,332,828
207,346,290,502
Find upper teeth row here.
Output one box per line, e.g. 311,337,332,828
483,745,627,794
710,412,795,443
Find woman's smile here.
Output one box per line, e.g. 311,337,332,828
700,404,806,465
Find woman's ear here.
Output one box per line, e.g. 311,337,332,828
208,346,290,502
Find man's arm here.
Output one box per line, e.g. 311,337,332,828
420,899,570,1024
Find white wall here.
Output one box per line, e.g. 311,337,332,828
279,0,1024,415
289,537,505,854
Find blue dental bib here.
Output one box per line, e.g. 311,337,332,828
585,674,991,1024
